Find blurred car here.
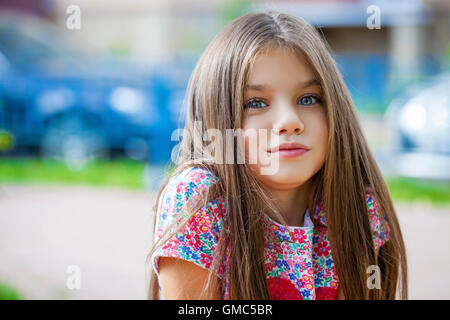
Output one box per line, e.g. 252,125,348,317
0,10,184,169
384,72,450,180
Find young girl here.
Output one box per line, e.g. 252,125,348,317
147,11,408,300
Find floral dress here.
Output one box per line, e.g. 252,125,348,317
151,166,391,300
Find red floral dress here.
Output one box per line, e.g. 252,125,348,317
151,166,391,300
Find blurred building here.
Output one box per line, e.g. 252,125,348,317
47,0,229,68
3,0,448,112
49,0,450,112
253,0,450,111
1,0,448,167
0,0,53,18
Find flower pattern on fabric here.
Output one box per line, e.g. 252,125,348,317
365,188,391,250
151,166,391,300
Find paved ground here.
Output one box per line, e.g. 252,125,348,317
0,184,156,299
0,183,449,299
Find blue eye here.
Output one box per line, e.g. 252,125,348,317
244,99,268,109
298,95,321,106
244,95,322,109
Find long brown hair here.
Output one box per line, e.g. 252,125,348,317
146,10,408,300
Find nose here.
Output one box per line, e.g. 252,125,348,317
271,103,305,135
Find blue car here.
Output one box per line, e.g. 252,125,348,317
384,72,450,180
0,10,185,168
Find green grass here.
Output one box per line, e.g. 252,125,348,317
385,176,450,207
0,157,146,190
0,281,23,300
0,158,448,206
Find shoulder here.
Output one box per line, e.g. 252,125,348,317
158,166,220,214
153,166,225,299
152,166,227,278
155,165,227,243
168,166,219,197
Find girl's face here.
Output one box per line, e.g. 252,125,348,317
242,46,328,190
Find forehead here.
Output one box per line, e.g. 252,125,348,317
245,47,317,88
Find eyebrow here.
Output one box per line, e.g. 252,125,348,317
244,78,321,91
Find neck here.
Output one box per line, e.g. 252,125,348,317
266,180,311,227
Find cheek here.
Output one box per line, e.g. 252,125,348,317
242,116,269,154
313,112,329,160
242,114,266,132
242,128,264,163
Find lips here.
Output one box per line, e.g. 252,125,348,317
267,142,311,159
268,142,311,153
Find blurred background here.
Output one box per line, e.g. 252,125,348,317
0,0,449,299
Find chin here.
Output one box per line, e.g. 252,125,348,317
259,171,310,188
